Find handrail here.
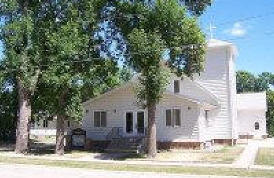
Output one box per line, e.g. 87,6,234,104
106,127,123,140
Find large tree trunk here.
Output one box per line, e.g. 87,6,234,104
15,80,31,154
147,103,157,158
56,114,65,155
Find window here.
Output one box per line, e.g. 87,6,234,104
174,109,181,126
67,121,70,127
126,112,134,133
255,122,259,130
43,120,48,128
137,112,145,134
94,111,107,127
166,109,181,127
174,80,180,93
166,109,172,126
205,110,209,120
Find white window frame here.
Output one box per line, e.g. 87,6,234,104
165,107,181,128
93,111,107,128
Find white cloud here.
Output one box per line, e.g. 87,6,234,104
224,22,247,37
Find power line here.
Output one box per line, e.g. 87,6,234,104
216,10,274,27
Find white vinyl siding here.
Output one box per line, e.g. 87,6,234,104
197,46,233,140
83,85,200,142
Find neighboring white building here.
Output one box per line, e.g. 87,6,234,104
30,119,79,136
237,92,267,139
79,39,267,149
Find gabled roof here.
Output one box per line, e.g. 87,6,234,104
83,74,220,110
237,92,267,111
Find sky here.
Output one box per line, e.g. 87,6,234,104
199,0,274,74
0,0,274,75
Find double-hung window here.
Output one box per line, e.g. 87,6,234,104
94,111,107,127
166,109,181,127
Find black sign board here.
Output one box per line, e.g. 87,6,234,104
71,128,86,148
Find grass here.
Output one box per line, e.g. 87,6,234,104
255,148,274,166
125,146,244,164
1,155,274,177
200,146,244,163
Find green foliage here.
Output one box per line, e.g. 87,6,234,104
0,0,51,90
267,91,274,136
182,0,212,16
236,71,274,93
31,0,109,122
128,29,170,106
115,0,206,106
236,71,257,93
0,76,17,141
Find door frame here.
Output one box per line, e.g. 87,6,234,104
123,110,146,136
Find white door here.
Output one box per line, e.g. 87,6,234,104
125,111,145,136
125,112,134,135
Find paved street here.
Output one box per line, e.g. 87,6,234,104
0,163,247,178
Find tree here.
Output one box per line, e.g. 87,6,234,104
266,91,274,136
31,0,111,155
0,74,17,142
0,0,46,153
181,0,212,16
113,0,207,157
236,71,273,93
236,71,257,93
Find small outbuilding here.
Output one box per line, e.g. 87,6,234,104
236,92,267,139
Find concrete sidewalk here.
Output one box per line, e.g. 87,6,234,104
2,150,274,171
0,163,259,178
233,141,259,168
2,138,274,171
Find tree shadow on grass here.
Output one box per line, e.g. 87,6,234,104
0,142,15,152
93,152,146,161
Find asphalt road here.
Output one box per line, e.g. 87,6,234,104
0,163,248,178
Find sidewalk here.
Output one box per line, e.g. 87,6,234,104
233,141,259,168
0,163,252,178
2,150,274,171
2,139,274,171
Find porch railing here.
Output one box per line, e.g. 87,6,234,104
106,127,123,140
106,127,148,140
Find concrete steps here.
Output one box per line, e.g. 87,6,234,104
105,137,146,154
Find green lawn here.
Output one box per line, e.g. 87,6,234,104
1,155,274,177
255,148,274,166
125,146,244,164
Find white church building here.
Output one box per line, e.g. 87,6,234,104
31,39,267,149
81,39,267,149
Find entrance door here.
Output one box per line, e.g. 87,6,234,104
125,112,134,134
125,111,145,136
137,112,145,135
